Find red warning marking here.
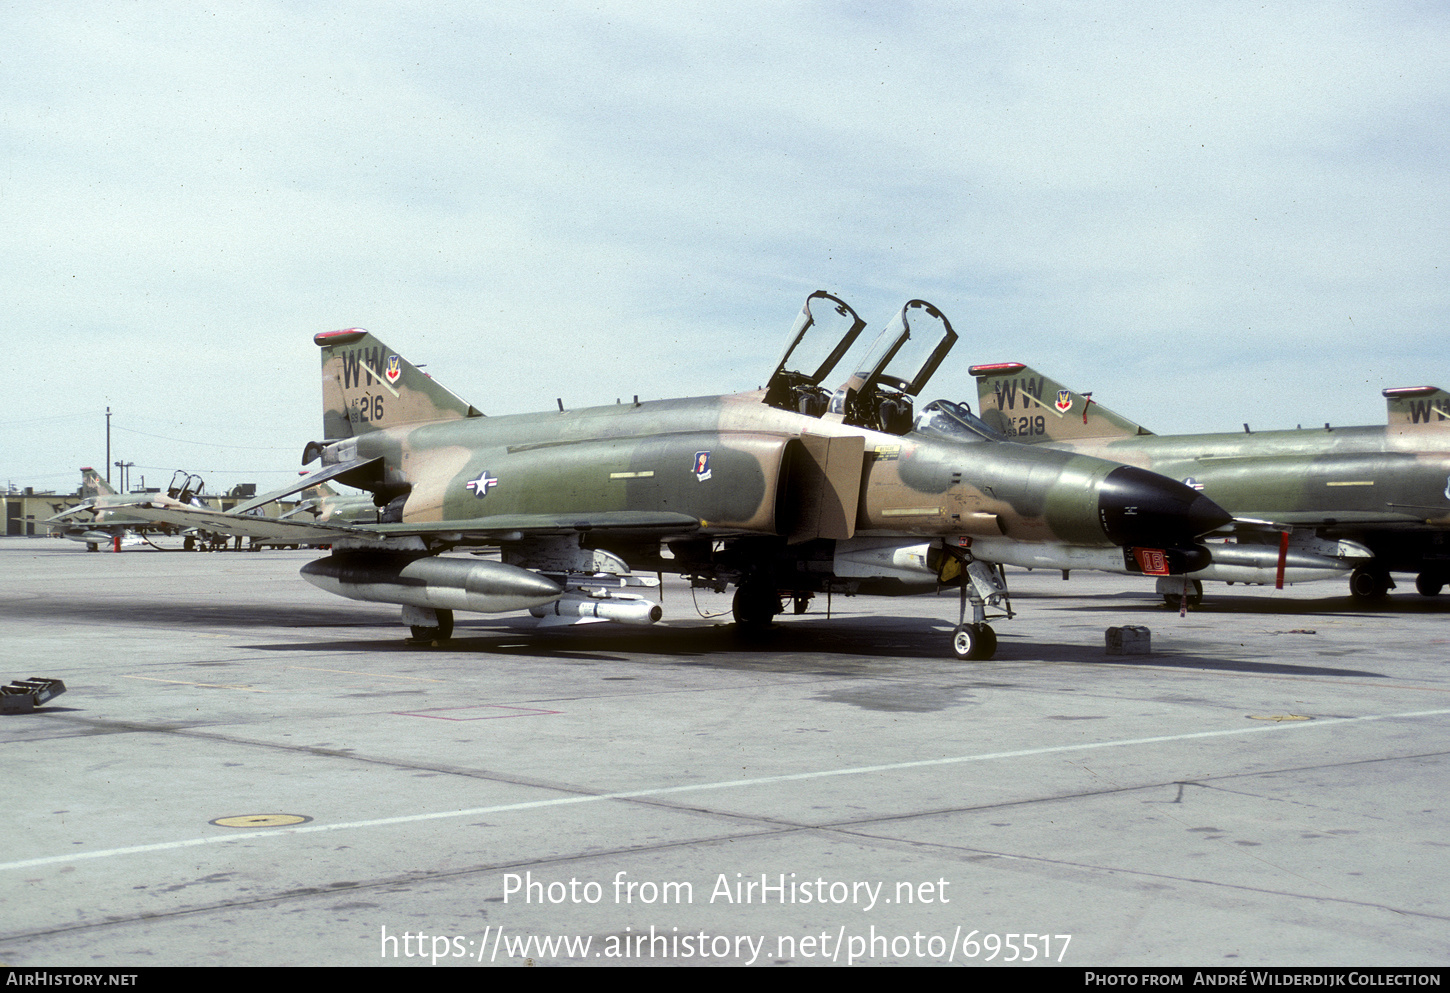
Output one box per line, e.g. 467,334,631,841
1133,548,1170,576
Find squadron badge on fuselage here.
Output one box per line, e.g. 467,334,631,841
693,451,712,482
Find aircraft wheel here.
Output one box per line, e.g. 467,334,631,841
86,543,98,552
733,583,781,629
1163,580,1204,609
951,623,996,661
1349,567,1392,601
1416,572,1445,597
792,594,811,615
409,608,454,644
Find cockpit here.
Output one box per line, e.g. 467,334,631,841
763,292,959,437
828,300,956,435
913,398,1006,444
762,291,867,418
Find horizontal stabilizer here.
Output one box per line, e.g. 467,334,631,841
227,458,384,515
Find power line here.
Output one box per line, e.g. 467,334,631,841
110,424,300,451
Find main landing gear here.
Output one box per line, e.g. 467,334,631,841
1161,578,1204,609
1349,566,1394,602
732,581,782,630
1416,571,1447,597
404,606,454,643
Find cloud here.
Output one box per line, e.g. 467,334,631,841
3,2,1448,491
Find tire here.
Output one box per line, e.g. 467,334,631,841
1163,580,1204,609
408,608,454,643
1416,572,1444,597
951,623,996,661
733,584,781,629
1349,567,1391,601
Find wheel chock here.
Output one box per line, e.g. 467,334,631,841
1,677,67,713
1105,626,1151,655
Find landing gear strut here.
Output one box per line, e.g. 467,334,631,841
947,553,1012,661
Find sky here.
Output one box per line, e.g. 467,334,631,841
4,1,1448,496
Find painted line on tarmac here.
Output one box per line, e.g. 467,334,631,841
286,665,445,683
122,675,267,692
6,705,1450,873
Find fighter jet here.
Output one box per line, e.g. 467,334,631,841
127,293,1229,658
282,481,379,526
245,478,380,549
46,468,220,550
970,362,1450,604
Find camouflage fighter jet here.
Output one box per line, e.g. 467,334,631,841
971,362,1450,604
282,480,379,526
127,293,1230,659
245,478,380,549
46,468,221,550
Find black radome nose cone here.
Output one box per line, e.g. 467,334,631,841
1098,465,1233,546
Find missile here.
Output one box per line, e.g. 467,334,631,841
833,540,937,583
300,553,563,613
530,593,663,627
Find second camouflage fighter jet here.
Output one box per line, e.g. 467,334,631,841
130,293,1229,659
971,362,1450,604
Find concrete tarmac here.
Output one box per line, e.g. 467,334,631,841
1,536,1448,967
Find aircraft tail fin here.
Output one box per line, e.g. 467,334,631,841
1383,386,1450,430
969,363,1153,443
314,329,483,440
80,467,115,498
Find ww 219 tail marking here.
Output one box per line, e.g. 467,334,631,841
992,377,1044,412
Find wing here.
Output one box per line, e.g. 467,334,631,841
125,504,373,542
127,503,703,545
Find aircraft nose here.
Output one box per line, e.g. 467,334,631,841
1097,465,1232,546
